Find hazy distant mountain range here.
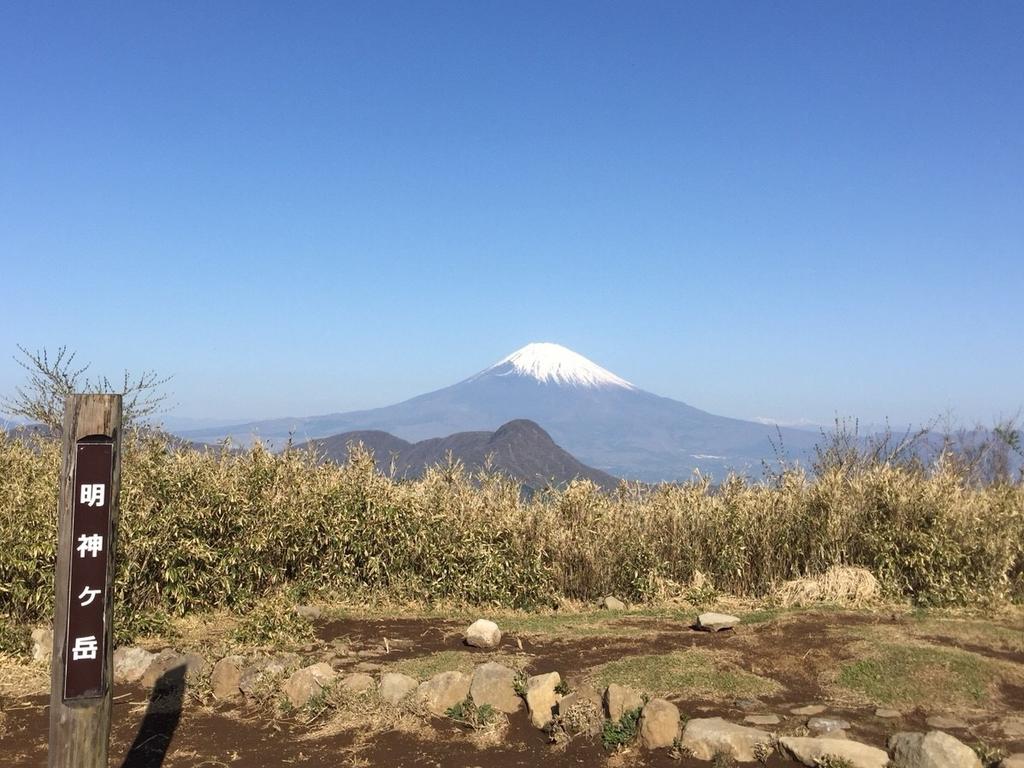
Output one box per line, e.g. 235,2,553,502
296,419,618,491
180,342,823,481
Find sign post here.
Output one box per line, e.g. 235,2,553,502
49,394,122,768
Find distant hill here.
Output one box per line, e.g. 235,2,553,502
296,419,618,491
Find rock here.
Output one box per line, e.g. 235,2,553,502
808,717,852,735
469,662,521,713
238,654,298,698
210,656,245,700
113,647,157,684
379,672,419,705
525,672,562,729
603,596,626,610
340,672,375,694
889,732,982,768
559,691,604,737
640,698,681,749
926,715,969,730
780,737,889,768
416,671,471,716
353,662,383,673
791,704,828,716
264,653,301,677
605,683,644,722
464,619,502,649
30,628,52,663
744,714,781,726
682,717,774,762
294,605,321,621
141,649,209,689
697,612,740,632
1000,755,1024,768
282,663,337,709
876,708,902,719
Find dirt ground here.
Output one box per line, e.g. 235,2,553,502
2,607,1023,767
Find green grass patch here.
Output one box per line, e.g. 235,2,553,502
589,649,780,700
388,649,529,680
388,650,479,679
601,705,642,750
835,642,999,708
906,617,1024,654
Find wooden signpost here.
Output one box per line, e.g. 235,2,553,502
49,394,122,768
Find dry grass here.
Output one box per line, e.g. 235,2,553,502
1,430,1022,650
774,566,882,608
0,655,49,699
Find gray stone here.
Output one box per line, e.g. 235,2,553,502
464,619,502,649
469,662,521,713
744,714,781,726
416,671,471,716
340,672,375,694
808,717,852,735
210,656,245,700
141,649,208,688
282,662,337,709
525,672,562,729
781,737,889,768
889,731,983,768
379,672,418,705
697,612,740,631
640,698,681,749
926,715,969,730
605,683,644,722
791,704,828,716
113,646,157,684
353,662,383,673
30,628,52,663
603,596,626,610
876,708,902,719
682,717,774,762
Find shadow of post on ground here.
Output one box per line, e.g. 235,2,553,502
119,665,186,768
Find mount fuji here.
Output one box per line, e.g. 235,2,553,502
180,343,822,481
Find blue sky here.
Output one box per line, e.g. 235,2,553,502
1,1,1022,428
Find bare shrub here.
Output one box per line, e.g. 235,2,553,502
1,345,170,434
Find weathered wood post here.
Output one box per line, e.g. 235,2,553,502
49,394,122,768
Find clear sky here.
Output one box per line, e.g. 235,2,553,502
1,1,1022,429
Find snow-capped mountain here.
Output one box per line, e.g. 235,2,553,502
180,342,821,481
470,342,636,389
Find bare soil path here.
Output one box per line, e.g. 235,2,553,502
2,608,1022,767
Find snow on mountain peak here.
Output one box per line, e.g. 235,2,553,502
478,342,636,389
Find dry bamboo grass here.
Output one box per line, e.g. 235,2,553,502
1,430,1021,645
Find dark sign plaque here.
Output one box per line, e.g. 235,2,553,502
62,441,114,701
